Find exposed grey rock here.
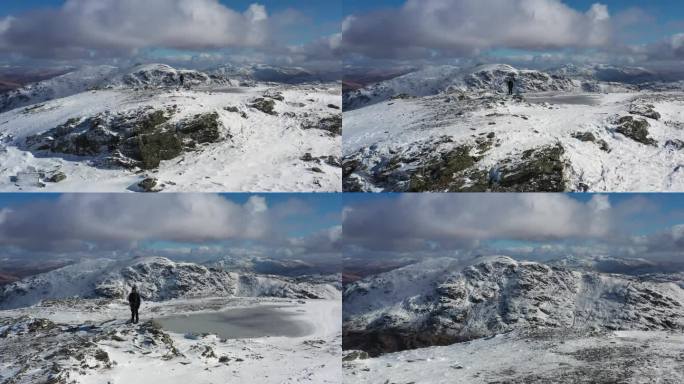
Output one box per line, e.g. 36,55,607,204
615,116,657,146
47,172,67,183
303,115,341,136
343,350,370,361
250,98,278,115
138,177,161,193
629,104,661,120
23,108,227,170
571,132,596,142
665,139,684,150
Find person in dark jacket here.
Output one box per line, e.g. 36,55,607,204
128,286,141,324
507,76,515,95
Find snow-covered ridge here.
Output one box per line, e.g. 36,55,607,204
0,63,336,114
343,256,684,355
0,65,119,113
343,64,579,110
0,257,340,310
107,63,216,88
210,64,320,84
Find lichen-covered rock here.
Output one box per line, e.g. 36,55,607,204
26,117,120,156
176,112,223,145
303,115,341,136
496,144,566,192
47,172,67,183
132,131,183,169
343,350,370,361
409,145,477,192
571,132,596,142
615,116,657,146
22,108,230,171
250,98,277,115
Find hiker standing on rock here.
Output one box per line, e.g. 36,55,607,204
128,286,141,324
506,76,515,96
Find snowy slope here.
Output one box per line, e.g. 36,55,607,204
343,256,684,355
343,88,684,192
344,328,684,383
0,65,119,113
0,79,342,192
0,63,323,114
0,296,341,384
0,257,340,310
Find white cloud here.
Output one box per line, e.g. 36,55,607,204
0,0,272,59
343,194,683,262
344,194,616,252
0,194,274,251
343,0,613,59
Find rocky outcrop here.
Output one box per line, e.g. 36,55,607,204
121,64,211,88
629,104,661,120
250,98,277,115
24,109,227,170
494,144,566,192
344,139,566,193
343,257,684,356
302,115,342,136
614,116,658,146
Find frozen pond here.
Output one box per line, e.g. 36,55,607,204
526,94,601,106
205,87,250,94
156,305,314,339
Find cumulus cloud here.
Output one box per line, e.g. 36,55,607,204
344,194,615,251
343,0,614,60
0,194,275,252
288,225,343,254
343,194,683,262
0,0,316,61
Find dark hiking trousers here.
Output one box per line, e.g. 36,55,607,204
130,306,139,324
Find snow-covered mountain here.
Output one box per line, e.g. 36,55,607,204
343,64,579,110
210,64,333,84
210,255,341,277
0,257,340,310
0,64,222,114
0,65,119,113
0,63,335,114
107,63,216,88
343,256,684,355
548,63,659,83
0,63,342,192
